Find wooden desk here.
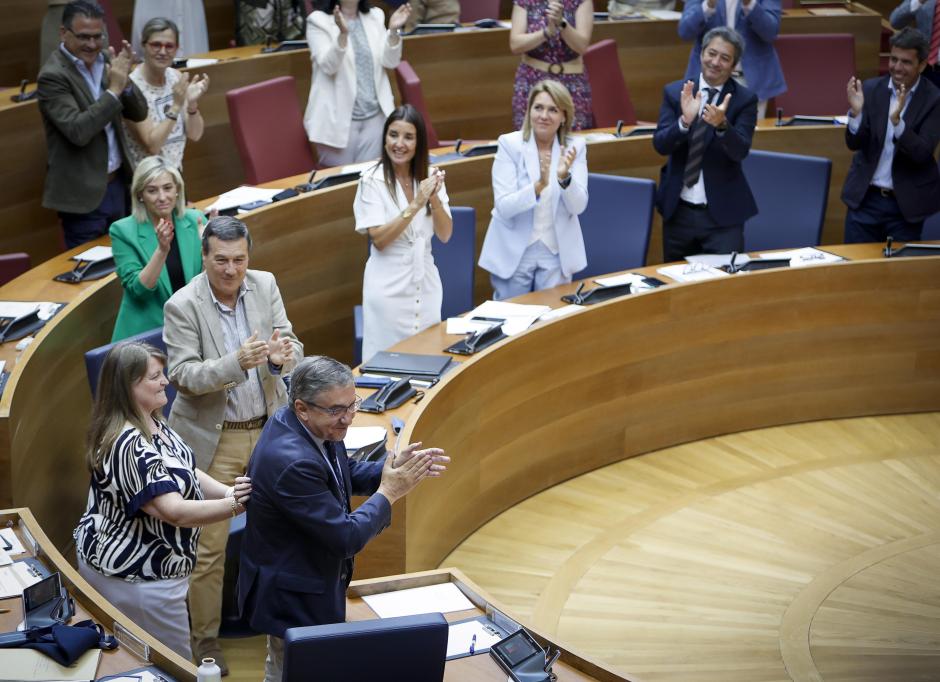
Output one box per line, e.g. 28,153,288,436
0,5,882,263
346,244,940,579
0,507,195,681
347,568,628,681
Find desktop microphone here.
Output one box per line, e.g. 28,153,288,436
615,120,624,138
883,236,894,257
775,107,783,127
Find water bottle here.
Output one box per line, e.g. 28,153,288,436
197,657,222,682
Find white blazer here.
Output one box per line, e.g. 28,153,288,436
479,131,589,280
303,8,402,149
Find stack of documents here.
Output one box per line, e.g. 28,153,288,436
0,561,43,598
456,301,552,336
71,246,112,263
594,272,658,290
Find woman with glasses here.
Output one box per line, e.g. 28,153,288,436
353,105,452,362
131,1,210,58
124,17,209,170
74,341,251,661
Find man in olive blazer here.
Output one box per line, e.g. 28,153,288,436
37,1,147,248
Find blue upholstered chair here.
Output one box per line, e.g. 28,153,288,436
84,326,177,416
353,206,476,365
283,612,448,682
923,212,940,241
574,173,654,280
742,150,831,251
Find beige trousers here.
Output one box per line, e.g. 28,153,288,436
187,427,262,646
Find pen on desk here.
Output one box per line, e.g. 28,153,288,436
469,633,476,655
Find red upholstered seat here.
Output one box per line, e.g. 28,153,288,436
584,39,638,127
395,60,454,148
0,253,30,287
773,33,856,117
225,76,316,184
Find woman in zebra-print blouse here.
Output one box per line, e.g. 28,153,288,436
74,341,252,660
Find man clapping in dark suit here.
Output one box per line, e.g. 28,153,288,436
237,356,449,682
37,1,147,248
841,28,940,244
653,26,758,262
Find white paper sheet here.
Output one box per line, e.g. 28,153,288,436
206,186,282,212
70,245,113,262
445,317,503,335
0,562,42,599
446,620,504,658
466,301,551,336
759,247,844,267
185,58,219,68
362,582,474,619
538,305,580,322
593,272,649,287
0,528,26,555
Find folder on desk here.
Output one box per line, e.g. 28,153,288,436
360,351,452,380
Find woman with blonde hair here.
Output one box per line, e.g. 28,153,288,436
110,156,203,341
74,342,251,660
479,80,589,300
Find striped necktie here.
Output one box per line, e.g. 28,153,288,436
929,1,940,65
324,440,349,511
683,87,717,188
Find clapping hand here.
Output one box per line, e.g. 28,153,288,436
171,71,189,109
394,441,449,477
545,0,564,35
266,328,293,367
154,218,174,250
890,82,907,126
237,331,269,370
231,476,252,506
702,92,731,129
679,80,700,127
389,3,411,32
107,41,135,94
557,146,577,181
186,73,209,107
846,76,864,118
416,168,444,204
333,5,349,34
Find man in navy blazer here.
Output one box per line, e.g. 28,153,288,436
678,0,786,118
237,356,448,682
654,26,758,262
841,28,940,243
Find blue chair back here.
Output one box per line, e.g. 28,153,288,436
923,162,940,240
354,206,476,365
574,173,654,280
283,612,448,682
84,327,177,416
742,150,831,251
432,205,476,318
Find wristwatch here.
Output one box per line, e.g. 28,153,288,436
559,18,568,30
163,104,179,121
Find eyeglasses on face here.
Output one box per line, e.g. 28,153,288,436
67,28,104,43
308,395,363,418
146,40,177,52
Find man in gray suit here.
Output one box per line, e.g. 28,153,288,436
164,216,303,673
37,1,147,248
890,0,940,87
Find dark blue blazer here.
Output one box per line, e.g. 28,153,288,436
653,77,759,226
841,75,940,223
236,405,390,637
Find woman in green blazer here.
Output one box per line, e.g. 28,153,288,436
110,156,203,341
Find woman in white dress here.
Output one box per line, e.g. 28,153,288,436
353,104,453,361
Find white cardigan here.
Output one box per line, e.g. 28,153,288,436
303,8,402,149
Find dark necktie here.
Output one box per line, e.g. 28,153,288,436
930,2,940,65
683,87,717,189
324,440,348,511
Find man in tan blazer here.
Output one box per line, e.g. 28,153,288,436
37,1,147,248
163,216,303,673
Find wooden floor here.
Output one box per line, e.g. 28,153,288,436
221,413,940,681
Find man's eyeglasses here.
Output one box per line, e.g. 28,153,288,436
146,40,177,52
308,396,362,418
67,28,104,43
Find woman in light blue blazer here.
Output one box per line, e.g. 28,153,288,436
479,79,588,300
